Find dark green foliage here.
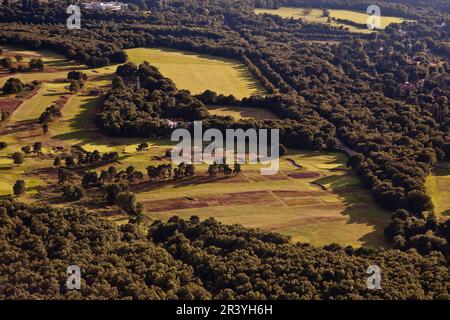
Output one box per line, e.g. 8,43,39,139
12,152,24,166
0,202,211,299
62,184,85,201
0,202,448,300
12,180,25,196
2,78,24,94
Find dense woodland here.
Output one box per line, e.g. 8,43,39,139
0,201,448,299
0,0,449,299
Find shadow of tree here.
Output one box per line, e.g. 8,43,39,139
312,173,391,248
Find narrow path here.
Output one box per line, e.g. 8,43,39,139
337,139,357,157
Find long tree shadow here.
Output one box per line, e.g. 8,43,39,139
312,173,391,248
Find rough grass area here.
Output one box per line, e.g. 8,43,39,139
126,48,266,99
134,150,390,248
254,7,413,33
207,105,278,120
425,165,450,218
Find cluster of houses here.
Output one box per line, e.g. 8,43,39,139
83,2,128,11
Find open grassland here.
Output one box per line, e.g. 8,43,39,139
134,150,390,248
425,165,450,218
207,105,278,120
254,7,413,33
0,45,83,72
0,46,390,248
126,48,266,99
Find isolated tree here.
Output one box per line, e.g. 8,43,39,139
208,162,218,177
67,71,87,81
13,180,26,196
0,141,7,150
42,123,49,135
2,78,24,94
1,57,12,69
69,80,81,93
32,142,42,154
62,184,85,201
1,111,10,122
136,142,149,153
29,58,44,71
15,55,23,63
12,152,24,166
185,164,195,178
21,146,31,154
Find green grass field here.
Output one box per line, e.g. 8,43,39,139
207,105,278,120
254,7,413,33
425,165,450,218
126,48,266,99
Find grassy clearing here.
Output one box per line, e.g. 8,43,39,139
134,150,390,248
0,45,83,71
10,82,67,122
425,165,450,218
126,48,266,99
254,7,413,33
207,105,278,120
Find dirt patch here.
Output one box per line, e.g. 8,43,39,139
264,174,288,181
0,85,40,115
143,190,278,212
289,172,321,179
0,98,22,113
54,95,70,108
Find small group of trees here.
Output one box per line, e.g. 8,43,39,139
146,162,195,181
207,162,241,177
2,77,24,94
62,183,85,201
0,56,44,73
53,150,119,169
28,58,44,71
39,105,62,134
81,166,145,189
100,165,145,185
67,71,87,93
21,142,43,155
